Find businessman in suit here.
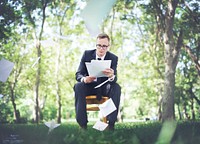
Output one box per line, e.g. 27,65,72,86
74,33,121,130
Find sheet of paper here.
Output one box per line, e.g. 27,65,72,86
85,62,93,76
94,79,110,89
44,120,60,133
94,75,115,89
85,60,111,77
80,0,117,36
93,120,108,131
31,57,40,68
99,98,117,117
0,94,3,98
0,58,14,82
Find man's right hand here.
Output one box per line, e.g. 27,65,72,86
83,76,96,83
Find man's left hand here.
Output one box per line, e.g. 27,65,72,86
102,68,114,78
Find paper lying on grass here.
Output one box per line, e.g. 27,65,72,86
93,121,108,131
45,120,60,133
99,98,116,117
0,58,14,82
85,60,111,77
80,0,117,36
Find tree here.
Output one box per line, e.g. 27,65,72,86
0,0,22,44
49,0,76,123
146,0,199,121
21,0,52,123
161,0,181,121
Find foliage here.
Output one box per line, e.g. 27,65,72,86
0,0,22,43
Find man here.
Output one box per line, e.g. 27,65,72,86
74,33,121,130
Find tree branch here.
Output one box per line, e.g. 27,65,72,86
184,45,200,76
183,0,199,25
152,0,165,31
173,30,183,65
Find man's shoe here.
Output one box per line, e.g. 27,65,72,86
108,124,115,131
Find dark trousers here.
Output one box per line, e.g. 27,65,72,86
74,81,121,126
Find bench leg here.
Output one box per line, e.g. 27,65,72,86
102,117,107,123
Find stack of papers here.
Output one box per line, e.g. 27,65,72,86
0,58,14,83
85,60,111,77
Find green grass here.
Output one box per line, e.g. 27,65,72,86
0,121,200,144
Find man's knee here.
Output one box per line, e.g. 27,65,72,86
110,83,121,98
74,82,85,91
113,83,121,93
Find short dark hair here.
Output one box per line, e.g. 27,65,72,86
97,33,110,42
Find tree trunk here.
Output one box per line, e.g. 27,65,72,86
183,104,190,119
162,0,179,121
158,95,162,121
10,86,20,123
162,67,175,121
191,98,195,120
54,4,72,123
33,2,47,124
34,40,41,123
9,64,22,123
177,104,182,120
56,45,62,123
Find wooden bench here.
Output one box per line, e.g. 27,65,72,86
86,95,109,123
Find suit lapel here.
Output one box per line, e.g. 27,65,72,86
104,51,110,60
92,50,96,60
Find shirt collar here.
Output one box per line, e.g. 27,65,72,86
96,53,106,60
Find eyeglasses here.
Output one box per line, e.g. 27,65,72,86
96,44,109,50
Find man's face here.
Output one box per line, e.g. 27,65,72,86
96,38,110,57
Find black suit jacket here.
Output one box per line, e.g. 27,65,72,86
75,49,118,84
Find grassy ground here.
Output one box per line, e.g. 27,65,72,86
0,121,200,144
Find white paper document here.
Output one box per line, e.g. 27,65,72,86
0,94,3,98
94,75,115,89
99,98,117,117
0,58,15,82
86,60,111,77
45,120,60,133
31,57,40,68
94,79,110,89
80,0,117,36
93,120,108,131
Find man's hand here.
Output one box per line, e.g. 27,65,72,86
83,76,96,83
102,68,114,78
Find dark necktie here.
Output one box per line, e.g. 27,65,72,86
96,57,102,100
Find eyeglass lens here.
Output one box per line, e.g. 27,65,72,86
96,44,109,49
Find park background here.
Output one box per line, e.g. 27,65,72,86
0,0,199,125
